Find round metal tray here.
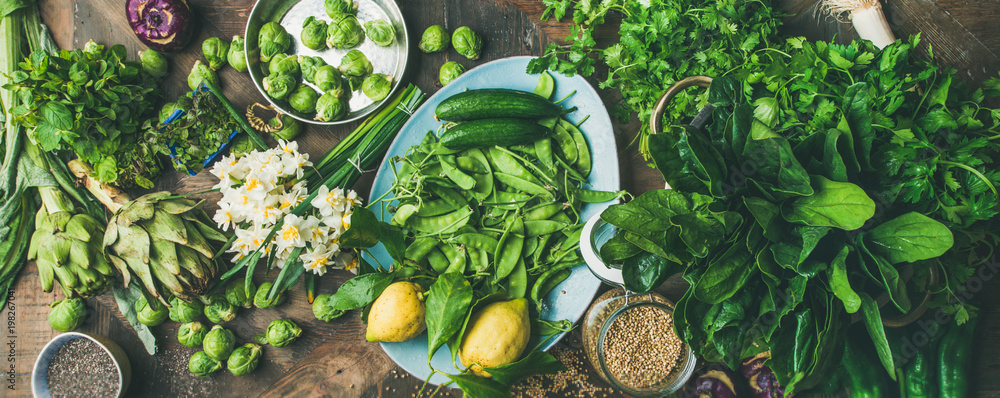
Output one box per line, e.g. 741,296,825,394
244,0,409,125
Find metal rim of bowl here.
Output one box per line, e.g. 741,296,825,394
32,332,130,398
649,75,935,328
594,300,696,396
244,0,410,125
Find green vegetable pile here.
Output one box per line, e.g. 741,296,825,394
145,89,240,175
529,0,784,159
600,35,1000,394
6,40,163,188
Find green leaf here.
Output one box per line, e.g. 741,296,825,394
113,282,158,355
622,251,684,294
328,272,395,311
865,212,954,264
340,206,381,248
782,175,875,230
859,293,896,381
485,350,566,385
447,373,510,398
598,233,641,263
827,246,861,313
425,272,473,361
743,197,782,242
693,241,756,304
378,221,405,263
40,101,73,130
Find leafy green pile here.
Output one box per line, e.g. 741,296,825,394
6,41,162,188
146,89,239,175
529,0,784,157
600,36,1000,394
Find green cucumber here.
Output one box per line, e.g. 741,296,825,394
440,118,552,150
435,88,562,121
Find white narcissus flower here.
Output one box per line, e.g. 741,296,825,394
332,252,358,274
282,150,311,180
301,243,340,276
311,185,348,217
344,190,363,210
213,200,236,231
277,139,299,154
275,214,307,252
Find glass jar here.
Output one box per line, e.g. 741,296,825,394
582,288,696,397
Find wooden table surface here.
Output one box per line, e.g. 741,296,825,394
5,0,1000,396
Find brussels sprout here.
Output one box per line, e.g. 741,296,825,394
204,294,238,323
254,281,287,309
258,21,292,62
225,281,256,309
312,294,345,322
48,299,86,332
135,296,168,327
187,60,219,91
313,65,344,96
228,135,256,158
439,61,466,86
178,321,209,348
314,92,347,122
418,25,449,53
266,319,302,347
268,53,300,77
364,19,395,47
299,55,327,84
169,296,204,323
289,85,320,113
189,351,223,377
227,343,263,376
268,114,302,141
326,14,365,49
361,73,392,101
202,37,230,70
139,49,168,78
338,49,372,78
228,35,248,73
263,73,297,101
324,0,357,18
452,26,482,60
203,325,236,361
346,75,364,92
300,16,328,51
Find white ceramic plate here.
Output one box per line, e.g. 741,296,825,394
364,56,620,385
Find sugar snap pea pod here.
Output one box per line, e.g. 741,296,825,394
554,156,589,184
391,203,419,226
534,138,555,169
487,147,542,185
439,243,467,274
438,155,476,190
538,116,559,130
415,199,459,217
495,173,551,198
444,247,467,274
508,258,528,299
428,185,469,209
561,226,583,249
523,235,539,259
408,207,473,235
510,144,537,157
431,143,462,155
423,176,458,189
533,234,553,267
552,123,578,164
533,70,555,99
531,267,573,310
455,155,488,174
468,247,489,272
524,220,568,237
418,162,444,177
426,247,450,274
559,118,591,176
405,237,439,263
524,202,564,221
576,188,626,203
550,211,573,225
450,233,500,254
464,149,493,201
495,217,524,280
484,191,533,210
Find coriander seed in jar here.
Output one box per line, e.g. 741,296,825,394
582,288,696,396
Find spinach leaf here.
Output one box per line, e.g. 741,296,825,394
857,241,911,313
859,293,896,381
622,251,684,294
425,272,473,361
598,233,641,263
744,197,783,242
693,241,756,304
484,350,566,385
767,308,815,391
865,212,954,264
843,83,874,169
782,175,875,230
648,131,711,195
769,225,831,275
826,246,861,313
743,135,813,199
676,125,728,197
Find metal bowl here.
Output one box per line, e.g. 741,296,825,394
244,0,409,125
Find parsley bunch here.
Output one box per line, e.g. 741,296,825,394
529,0,784,158
146,89,239,175
5,41,162,188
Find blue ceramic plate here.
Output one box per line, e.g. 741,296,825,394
364,56,620,385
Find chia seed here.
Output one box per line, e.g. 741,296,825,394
46,337,120,398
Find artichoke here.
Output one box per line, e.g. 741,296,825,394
28,187,114,298
102,191,228,305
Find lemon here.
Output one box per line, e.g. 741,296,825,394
459,298,531,377
365,282,427,342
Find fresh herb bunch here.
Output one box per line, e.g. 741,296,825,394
529,0,784,158
146,89,239,175
600,36,1000,395
5,41,163,188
